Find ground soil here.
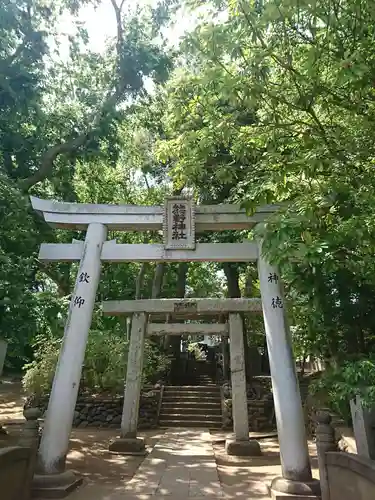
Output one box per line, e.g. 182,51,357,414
1,379,320,500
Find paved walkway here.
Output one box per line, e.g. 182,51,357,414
65,428,271,499
122,428,222,498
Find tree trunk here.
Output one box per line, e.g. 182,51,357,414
164,263,188,357
129,263,148,337
136,263,148,300
149,263,166,345
151,263,165,299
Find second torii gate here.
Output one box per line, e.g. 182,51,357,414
103,298,263,456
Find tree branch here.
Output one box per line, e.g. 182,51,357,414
19,134,88,192
38,261,71,297
19,0,128,193
135,263,148,299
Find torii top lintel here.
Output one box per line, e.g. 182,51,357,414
30,196,279,231
102,298,263,317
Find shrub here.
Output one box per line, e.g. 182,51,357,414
310,357,375,423
23,330,171,396
23,337,61,397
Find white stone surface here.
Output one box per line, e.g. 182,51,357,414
122,429,223,497
38,223,107,474
103,298,263,316
121,312,147,437
350,395,375,459
38,241,259,263
0,339,7,377
228,313,249,441
146,322,228,336
258,247,311,481
222,336,229,380
30,196,278,231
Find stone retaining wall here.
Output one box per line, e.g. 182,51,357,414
221,374,320,433
26,387,161,430
221,377,275,431
222,398,275,431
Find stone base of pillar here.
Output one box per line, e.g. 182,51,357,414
270,476,321,499
225,438,261,456
108,437,147,455
32,470,83,498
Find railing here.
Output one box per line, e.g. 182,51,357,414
316,411,375,500
0,408,40,500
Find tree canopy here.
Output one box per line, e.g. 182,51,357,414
1,0,375,407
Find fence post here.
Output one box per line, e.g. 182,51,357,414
19,408,41,500
315,410,337,500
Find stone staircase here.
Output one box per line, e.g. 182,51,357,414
171,359,218,386
159,359,222,429
158,385,222,429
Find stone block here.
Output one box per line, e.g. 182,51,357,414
271,477,321,498
32,470,83,498
108,437,147,456
225,438,261,456
271,494,321,500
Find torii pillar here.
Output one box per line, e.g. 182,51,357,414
109,312,148,455
225,312,261,456
258,244,320,498
33,223,107,497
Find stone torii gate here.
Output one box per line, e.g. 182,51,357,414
103,298,263,457
30,195,320,499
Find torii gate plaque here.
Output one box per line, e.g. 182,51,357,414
163,196,195,250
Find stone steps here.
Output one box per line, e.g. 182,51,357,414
162,395,220,403
159,419,222,429
162,401,221,409
159,407,222,416
164,386,220,393
159,411,222,420
159,385,222,429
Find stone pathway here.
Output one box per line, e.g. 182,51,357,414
65,428,271,499
122,428,222,498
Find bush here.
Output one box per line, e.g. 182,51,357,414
81,330,128,393
23,330,171,396
187,342,206,360
23,337,61,397
143,340,171,383
310,358,375,423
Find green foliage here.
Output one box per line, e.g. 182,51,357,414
8,0,375,409
310,359,375,422
23,330,171,396
23,340,60,397
187,342,205,360
143,341,171,383
22,330,127,396
0,0,179,378
153,0,375,365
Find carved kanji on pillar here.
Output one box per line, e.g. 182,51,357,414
163,197,196,250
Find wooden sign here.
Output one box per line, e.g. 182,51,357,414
163,197,195,250
173,301,198,313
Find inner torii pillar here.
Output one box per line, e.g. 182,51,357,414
109,312,148,455
225,312,261,456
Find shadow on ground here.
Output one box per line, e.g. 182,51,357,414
66,429,164,486
1,380,320,500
